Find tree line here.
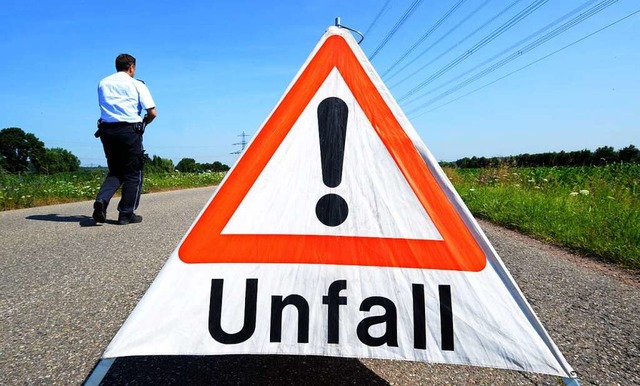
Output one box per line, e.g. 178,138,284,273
442,145,639,168
5,127,634,173
0,127,80,174
1,127,229,175
145,155,230,174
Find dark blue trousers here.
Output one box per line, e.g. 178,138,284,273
96,124,144,216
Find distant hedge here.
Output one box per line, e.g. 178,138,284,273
442,145,639,168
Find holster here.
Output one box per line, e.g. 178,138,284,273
134,122,146,136
94,119,102,138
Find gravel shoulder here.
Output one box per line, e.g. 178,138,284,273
0,187,637,385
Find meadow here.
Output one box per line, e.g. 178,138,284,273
444,163,639,269
0,170,225,210
1,164,637,268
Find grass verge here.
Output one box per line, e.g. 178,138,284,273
0,171,225,211
445,164,639,269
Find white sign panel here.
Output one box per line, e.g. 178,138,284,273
101,27,576,380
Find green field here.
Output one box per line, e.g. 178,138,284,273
0,171,225,210
444,163,639,269
2,164,638,268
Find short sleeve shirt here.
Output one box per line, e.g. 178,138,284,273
98,72,155,123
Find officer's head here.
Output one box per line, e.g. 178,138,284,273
115,54,136,76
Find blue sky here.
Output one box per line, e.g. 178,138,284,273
1,0,638,166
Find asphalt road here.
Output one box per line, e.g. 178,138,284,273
0,187,638,385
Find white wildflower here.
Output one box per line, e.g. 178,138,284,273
579,190,590,196
570,192,579,196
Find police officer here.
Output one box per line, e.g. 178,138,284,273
93,53,157,225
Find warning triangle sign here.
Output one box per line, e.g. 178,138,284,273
96,26,577,382
178,30,486,271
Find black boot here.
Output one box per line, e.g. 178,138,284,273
117,213,143,225
92,199,107,223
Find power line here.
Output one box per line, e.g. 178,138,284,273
386,0,494,82
399,0,552,102
380,0,468,78
364,0,391,37
410,7,640,118
369,0,425,60
407,0,621,113
405,0,600,105
399,0,550,102
390,0,525,87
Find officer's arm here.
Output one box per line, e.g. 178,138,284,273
145,107,157,125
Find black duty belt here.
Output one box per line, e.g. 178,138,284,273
95,121,143,138
100,121,137,128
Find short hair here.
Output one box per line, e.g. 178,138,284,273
115,54,136,72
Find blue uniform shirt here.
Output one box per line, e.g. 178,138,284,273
98,72,155,123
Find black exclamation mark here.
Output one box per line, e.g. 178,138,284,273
316,97,349,227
